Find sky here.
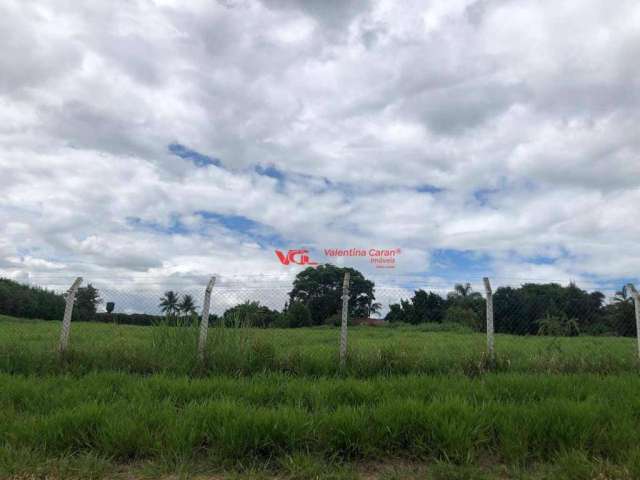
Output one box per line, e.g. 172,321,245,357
1,0,639,307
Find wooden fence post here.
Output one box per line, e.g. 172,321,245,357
626,284,640,360
483,277,495,361
339,272,350,369
198,276,216,361
59,277,83,355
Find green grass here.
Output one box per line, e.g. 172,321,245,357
2,314,640,478
1,314,638,376
2,372,640,478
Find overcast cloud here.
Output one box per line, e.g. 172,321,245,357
1,0,639,300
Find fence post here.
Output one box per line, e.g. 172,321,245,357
483,277,495,361
626,284,640,360
198,276,216,361
59,277,83,355
339,271,350,369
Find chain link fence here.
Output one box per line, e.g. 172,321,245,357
1,273,639,374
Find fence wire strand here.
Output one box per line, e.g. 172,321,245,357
1,274,639,373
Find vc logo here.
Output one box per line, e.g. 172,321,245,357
275,249,318,266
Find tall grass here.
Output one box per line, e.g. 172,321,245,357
1,315,637,376
1,372,639,469
2,315,640,477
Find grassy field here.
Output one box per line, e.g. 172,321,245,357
2,314,640,479
2,315,638,376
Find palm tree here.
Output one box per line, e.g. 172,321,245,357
447,283,482,300
178,294,197,317
613,287,633,305
159,291,180,316
368,301,382,317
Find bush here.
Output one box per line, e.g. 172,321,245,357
444,306,482,332
286,302,311,328
416,322,475,334
324,312,341,327
94,312,164,326
223,301,279,328
581,322,615,336
537,315,580,337
272,312,290,328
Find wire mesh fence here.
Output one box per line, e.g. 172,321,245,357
1,273,639,375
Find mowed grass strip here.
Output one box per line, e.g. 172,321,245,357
1,315,638,376
1,372,640,469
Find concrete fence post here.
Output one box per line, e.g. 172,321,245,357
483,277,495,361
198,276,216,361
59,277,83,355
339,272,350,369
626,284,640,360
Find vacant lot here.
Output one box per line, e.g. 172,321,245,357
2,315,638,376
2,315,640,479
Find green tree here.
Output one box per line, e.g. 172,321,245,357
385,303,406,323
411,290,447,323
159,291,180,316
223,301,279,328
288,264,375,324
494,283,605,335
447,283,481,300
0,278,65,321
75,284,102,321
178,294,197,316
286,301,312,328
385,290,446,324
368,301,382,317
444,305,482,331
602,286,636,336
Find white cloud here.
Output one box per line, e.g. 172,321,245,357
0,0,639,304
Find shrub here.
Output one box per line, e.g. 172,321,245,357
223,301,279,328
286,302,311,328
537,315,580,337
324,312,341,327
416,322,475,333
443,306,482,332
94,312,163,326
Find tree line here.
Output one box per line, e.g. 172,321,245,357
385,281,636,336
0,266,637,336
0,278,65,321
